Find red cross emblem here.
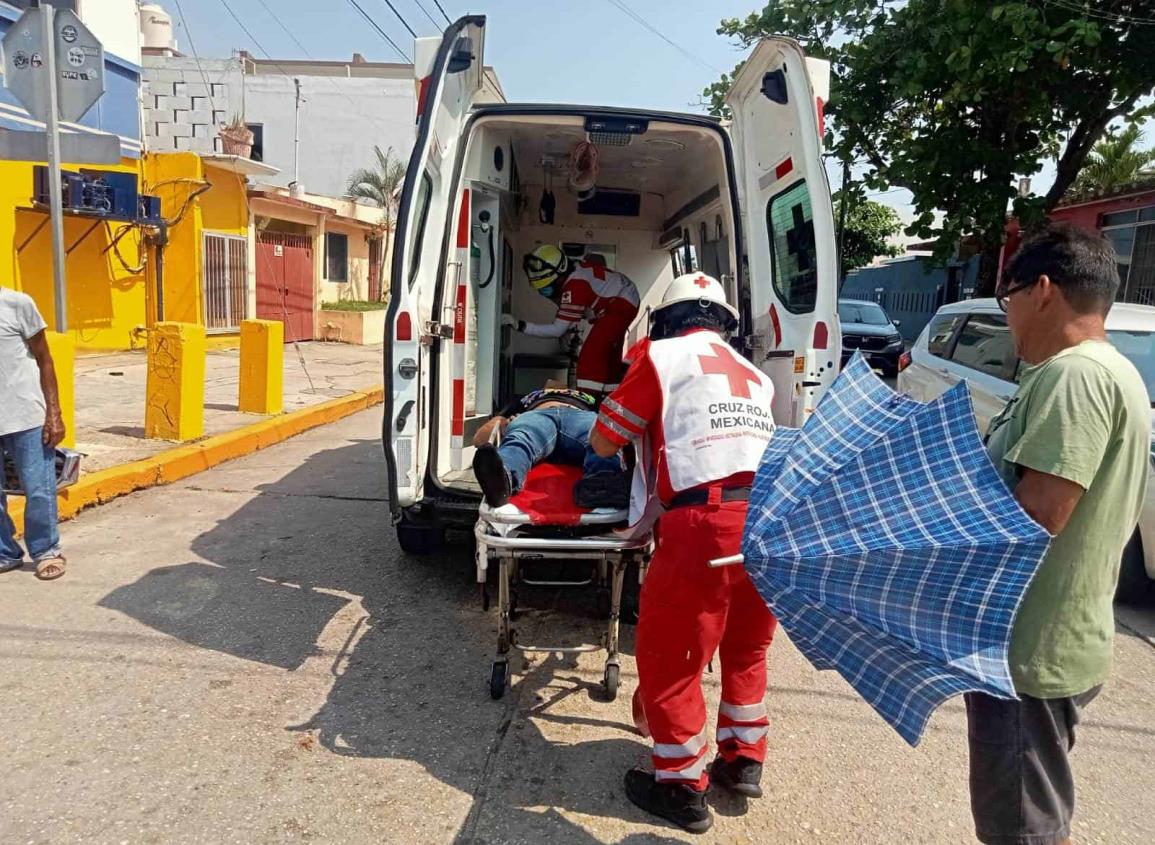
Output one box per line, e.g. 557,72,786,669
693,275,711,289
698,343,761,399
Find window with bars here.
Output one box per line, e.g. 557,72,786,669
202,233,247,330
325,232,349,283
1101,206,1155,305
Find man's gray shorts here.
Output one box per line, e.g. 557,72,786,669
965,686,1101,845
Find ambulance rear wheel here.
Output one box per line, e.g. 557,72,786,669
396,512,444,556
490,661,508,699
602,662,620,702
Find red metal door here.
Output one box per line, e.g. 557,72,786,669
256,232,314,342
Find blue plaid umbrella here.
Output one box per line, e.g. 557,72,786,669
740,353,1050,746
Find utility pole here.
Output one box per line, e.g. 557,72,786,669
43,1,68,332
836,159,851,294
292,77,302,186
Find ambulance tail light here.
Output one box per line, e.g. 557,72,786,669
898,351,912,373
396,311,413,342
813,321,829,350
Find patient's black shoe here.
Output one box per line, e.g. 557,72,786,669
574,471,630,509
473,444,512,507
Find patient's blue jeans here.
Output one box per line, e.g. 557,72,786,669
499,408,622,493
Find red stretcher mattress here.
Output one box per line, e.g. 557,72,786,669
507,463,590,526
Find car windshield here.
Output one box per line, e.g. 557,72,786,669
839,302,891,326
1107,329,1155,405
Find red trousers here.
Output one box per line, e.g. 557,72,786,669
633,499,778,792
575,306,636,393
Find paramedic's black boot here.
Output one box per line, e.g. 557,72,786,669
624,768,712,834
709,754,763,799
574,471,630,509
472,443,512,507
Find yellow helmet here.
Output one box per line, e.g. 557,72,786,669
523,244,568,291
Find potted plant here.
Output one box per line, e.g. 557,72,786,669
219,115,254,158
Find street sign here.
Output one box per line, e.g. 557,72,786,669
0,127,120,164
2,7,49,122
53,9,103,123
1,6,104,124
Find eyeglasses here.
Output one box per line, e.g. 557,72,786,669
995,278,1038,313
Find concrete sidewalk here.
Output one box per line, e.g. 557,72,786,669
74,342,384,473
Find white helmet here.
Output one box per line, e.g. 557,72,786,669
654,273,739,321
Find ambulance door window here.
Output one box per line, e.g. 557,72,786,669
407,173,434,288
766,180,817,314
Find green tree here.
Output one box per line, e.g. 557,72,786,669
1070,123,1155,199
346,145,405,298
836,193,904,275
705,1,1155,294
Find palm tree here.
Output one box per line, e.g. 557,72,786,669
1070,124,1155,199
346,146,405,298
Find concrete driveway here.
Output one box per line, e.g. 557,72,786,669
1,410,1151,844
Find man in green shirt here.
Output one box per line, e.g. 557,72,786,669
969,223,1150,845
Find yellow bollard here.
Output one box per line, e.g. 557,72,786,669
145,322,205,441
44,331,75,449
238,319,284,415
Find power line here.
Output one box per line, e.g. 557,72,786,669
216,0,277,61
1042,0,1155,26
344,0,412,62
377,0,418,38
602,0,722,75
171,0,219,117
431,0,453,26
247,0,410,134
410,0,443,30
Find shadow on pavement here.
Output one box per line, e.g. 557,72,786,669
99,438,675,843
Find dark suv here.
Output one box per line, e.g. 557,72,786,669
838,299,904,376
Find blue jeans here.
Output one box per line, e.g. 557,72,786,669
499,408,622,493
1,426,61,564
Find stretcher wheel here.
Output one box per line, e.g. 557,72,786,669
602,662,620,702
490,661,508,700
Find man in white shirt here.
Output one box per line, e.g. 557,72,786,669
1,287,66,579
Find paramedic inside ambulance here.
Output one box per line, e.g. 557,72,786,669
503,246,640,396
589,273,778,834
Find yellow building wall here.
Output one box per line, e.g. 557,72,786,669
320,220,373,304
1,157,150,351
140,153,249,330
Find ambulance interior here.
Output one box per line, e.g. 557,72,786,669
437,113,739,493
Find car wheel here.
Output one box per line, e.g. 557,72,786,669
1115,529,1153,605
396,511,445,556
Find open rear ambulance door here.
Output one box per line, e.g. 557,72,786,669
384,16,488,522
727,37,841,426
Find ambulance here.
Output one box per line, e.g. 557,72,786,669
384,16,842,553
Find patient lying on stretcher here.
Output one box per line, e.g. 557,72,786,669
471,383,630,510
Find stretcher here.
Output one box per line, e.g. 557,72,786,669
475,462,651,701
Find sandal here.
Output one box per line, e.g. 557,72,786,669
35,556,66,580
0,559,23,574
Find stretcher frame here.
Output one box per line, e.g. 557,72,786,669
475,503,651,701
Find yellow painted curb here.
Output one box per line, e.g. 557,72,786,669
8,385,384,535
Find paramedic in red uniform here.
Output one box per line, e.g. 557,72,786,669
589,272,778,834
504,245,640,395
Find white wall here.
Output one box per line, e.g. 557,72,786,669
245,73,415,198
79,0,140,65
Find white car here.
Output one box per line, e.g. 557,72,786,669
899,298,1155,603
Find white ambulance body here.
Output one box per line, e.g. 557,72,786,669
384,16,841,552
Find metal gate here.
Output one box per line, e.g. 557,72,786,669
256,231,314,342
202,233,248,330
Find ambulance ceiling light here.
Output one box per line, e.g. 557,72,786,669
645,138,687,151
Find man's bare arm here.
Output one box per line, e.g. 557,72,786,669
472,415,508,448
27,330,65,447
1014,467,1085,536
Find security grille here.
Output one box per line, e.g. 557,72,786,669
202,232,247,330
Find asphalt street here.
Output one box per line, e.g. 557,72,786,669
2,409,1152,844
